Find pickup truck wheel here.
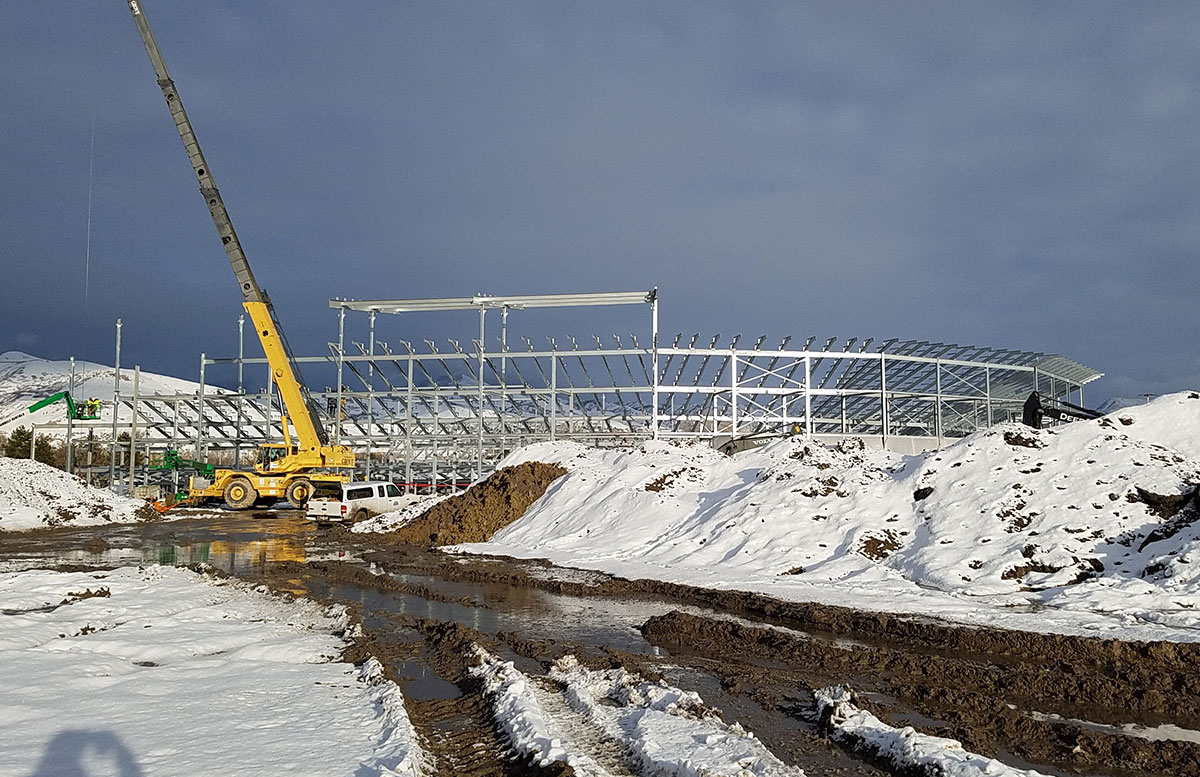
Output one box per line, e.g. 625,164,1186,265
285,479,313,509
352,508,368,523
223,478,257,510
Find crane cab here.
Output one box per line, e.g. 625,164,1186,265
255,443,296,473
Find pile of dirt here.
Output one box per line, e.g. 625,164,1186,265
383,461,567,546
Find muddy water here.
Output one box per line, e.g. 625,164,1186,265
2,514,688,656
5,514,1200,777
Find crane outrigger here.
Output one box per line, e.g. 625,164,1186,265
126,0,354,509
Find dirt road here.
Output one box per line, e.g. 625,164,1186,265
4,514,1198,776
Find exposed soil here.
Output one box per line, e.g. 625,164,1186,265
238,538,1200,777
380,462,566,546
640,610,1200,776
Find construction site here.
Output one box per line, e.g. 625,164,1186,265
11,302,1102,502
7,4,1200,777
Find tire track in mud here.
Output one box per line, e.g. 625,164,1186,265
276,561,572,777
360,544,1200,680
358,544,1200,775
252,548,1198,777
383,618,573,777
524,676,639,777
640,610,1200,777
253,556,871,776
468,627,883,776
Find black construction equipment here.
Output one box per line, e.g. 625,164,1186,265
1022,391,1102,429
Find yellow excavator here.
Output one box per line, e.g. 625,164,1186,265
126,1,354,509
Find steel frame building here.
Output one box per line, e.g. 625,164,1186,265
63,291,1101,491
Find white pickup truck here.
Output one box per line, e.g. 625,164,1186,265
305,480,416,524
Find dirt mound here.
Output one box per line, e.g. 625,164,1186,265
383,462,567,546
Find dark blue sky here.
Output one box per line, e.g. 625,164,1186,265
2,2,1197,403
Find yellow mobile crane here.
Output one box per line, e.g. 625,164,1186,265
126,1,354,509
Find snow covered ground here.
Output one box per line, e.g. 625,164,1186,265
0,565,425,777
450,392,1200,642
0,458,163,532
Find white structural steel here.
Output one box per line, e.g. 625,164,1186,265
60,291,1101,492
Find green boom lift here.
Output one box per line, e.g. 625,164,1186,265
0,392,101,428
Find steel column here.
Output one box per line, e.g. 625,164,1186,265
651,291,659,439
477,308,485,479
880,354,888,442
66,357,75,474
129,366,140,489
236,314,245,466
985,366,993,426
935,359,943,442
550,355,557,442
367,309,376,480
804,355,812,436
196,355,205,457
109,319,121,489
406,349,413,490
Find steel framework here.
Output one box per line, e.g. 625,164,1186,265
53,292,1101,491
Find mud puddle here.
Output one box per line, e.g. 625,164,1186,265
0,513,327,575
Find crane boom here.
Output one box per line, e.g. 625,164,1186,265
125,0,341,459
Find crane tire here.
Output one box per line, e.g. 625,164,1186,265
223,478,257,510
286,479,313,509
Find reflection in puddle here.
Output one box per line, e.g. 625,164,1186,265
374,569,681,654
61,536,310,576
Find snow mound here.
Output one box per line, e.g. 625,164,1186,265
0,458,156,531
458,392,1200,638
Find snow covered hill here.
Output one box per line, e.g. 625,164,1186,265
0,351,204,435
457,391,1200,641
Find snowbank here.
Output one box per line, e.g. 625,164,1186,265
816,686,1048,777
458,392,1200,640
471,646,803,776
353,493,451,533
0,565,425,776
0,458,158,531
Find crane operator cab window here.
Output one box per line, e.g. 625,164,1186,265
256,445,292,472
